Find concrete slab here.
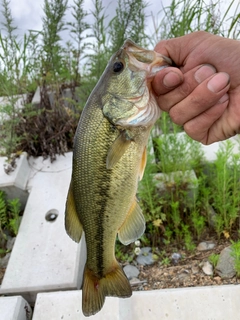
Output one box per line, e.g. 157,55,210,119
128,285,240,320
0,153,31,209
153,170,198,207
32,285,240,320
0,94,27,124
32,290,121,320
0,153,85,305
31,87,41,106
0,296,32,320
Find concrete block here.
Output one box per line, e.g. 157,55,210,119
0,153,31,209
128,285,240,320
0,94,27,124
153,170,198,207
32,290,121,320
31,87,41,106
31,86,80,110
0,153,85,305
0,296,32,320
32,285,240,320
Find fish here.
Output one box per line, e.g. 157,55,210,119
65,39,171,316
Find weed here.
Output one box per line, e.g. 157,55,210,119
0,191,21,238
160,257,171,266
230,240,240,278
208,253,219,269
210,140,240,237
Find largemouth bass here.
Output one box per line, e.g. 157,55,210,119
65,39,171,316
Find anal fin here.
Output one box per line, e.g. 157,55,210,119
118,199,145,245
65,180,83,242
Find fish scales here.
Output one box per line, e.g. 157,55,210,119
65,39,171,316
73,97,147,274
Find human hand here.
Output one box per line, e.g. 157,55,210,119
153,31,240,144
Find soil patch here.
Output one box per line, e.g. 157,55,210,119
131,238,240,292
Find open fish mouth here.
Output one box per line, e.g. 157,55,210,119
123,39,172,76
116,39,171,127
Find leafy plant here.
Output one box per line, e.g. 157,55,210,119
0,191,21,256
209,140,240,237
0,191,21,237
231,240,240,278
149,0,240,44
208,253,219,269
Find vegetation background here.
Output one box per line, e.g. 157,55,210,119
0,0,240,260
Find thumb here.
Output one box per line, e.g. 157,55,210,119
154,31,213,69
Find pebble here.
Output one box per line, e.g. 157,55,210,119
191,264,200,274
123,264,139,280
177,270,190,281
129,278,147,286
7,237,16,251
171,252,181,264
136,247,155,266
197,241,216,251
202,260,213,276
0,253,11,268
213,276,222,283
216,246,236,279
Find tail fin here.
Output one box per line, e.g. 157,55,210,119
82,262,132,316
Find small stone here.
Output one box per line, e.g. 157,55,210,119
129,277,142,286
123,265,139,280
213,276,222,283
171,252,181,264
0,253,11,268
6,237,16,251
216,246,236,279
178,270,190,280
136,253,154,266
191,264,199,274
197,241,216,251
141,247,151,254
136,247,154,266
202,260,213,276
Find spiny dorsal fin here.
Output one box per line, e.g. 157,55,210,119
106,131,132,169
118,198,145,245
65,180,83,243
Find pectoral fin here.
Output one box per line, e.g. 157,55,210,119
65,181,83,242
139,146,147,181
106,131,132,169
118,199,145,245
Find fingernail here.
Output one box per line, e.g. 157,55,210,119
207,72,230,93
194,64,216,83
218,93,229,104
163,71,182,88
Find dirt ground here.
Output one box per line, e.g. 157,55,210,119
132,238,240,292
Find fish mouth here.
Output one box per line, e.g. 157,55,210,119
123,39,172,76
116,39,171,127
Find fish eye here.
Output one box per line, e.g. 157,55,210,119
113,61,124,73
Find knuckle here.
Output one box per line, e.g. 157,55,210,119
179,80,194,96
157,96,172,112
169,106,184,125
